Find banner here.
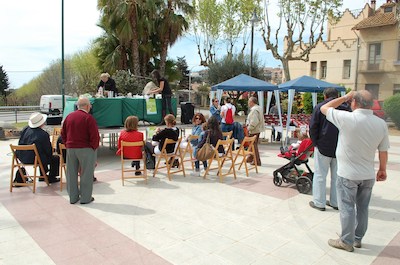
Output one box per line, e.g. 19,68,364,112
146,98,157,115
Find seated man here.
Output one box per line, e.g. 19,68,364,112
17,112,60,183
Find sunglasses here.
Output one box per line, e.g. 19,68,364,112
195,117,201,120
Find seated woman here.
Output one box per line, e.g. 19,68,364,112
146,114,180,166
116,116,144,175
191,118,209,176
278,131,313,161
197,116,224,157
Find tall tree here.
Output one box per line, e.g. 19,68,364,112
262,0,342,81
0,65,10,94
176,57,189,90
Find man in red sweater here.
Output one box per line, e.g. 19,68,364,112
62,97,100,204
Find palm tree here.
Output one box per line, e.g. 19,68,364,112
154,0,194,75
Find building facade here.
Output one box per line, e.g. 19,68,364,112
288,1,400,100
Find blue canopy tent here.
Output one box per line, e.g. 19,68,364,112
277,75,346,145
211,74,279,122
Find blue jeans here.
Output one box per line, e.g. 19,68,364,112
337,176,375,245
312,147,338,208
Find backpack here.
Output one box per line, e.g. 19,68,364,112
225,106,234,124
13,167,28,183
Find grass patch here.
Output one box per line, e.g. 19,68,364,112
13,122,28,130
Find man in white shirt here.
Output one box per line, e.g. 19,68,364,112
320,90,389,252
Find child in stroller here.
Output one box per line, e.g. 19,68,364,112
273,132,314,194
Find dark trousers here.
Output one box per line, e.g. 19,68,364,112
161,95,174,118
249,133,261,166
195,160,208,170
41,155,60,180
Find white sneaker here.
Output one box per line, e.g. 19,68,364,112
191,170,200,177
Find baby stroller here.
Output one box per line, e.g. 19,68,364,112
273,141,314,194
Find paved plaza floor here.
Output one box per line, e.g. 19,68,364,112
0,129,399,265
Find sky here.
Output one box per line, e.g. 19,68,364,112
0,0,387,89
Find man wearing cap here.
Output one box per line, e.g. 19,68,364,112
62,97,100,204
17,112,60,183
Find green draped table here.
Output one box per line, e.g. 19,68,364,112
63,97,177,127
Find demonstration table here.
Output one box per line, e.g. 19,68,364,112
63,97,177,127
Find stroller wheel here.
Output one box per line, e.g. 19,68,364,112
296,176,312,194
273,171,283,186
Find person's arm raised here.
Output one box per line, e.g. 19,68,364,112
320,91,355,116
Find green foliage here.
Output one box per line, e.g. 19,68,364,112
207,53,263,85
176,57,189,90
383,94,400,129
281,98,298,114
113,70,146,95
236,98,249,114
0,65,10,94
302,92,324,114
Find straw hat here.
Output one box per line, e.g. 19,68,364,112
28,112,47,128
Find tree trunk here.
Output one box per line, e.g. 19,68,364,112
129,5,141,77
282,59,291,82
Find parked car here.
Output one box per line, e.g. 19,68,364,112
40,95,72,125
372,100,386,120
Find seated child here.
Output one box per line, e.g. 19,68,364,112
278,131,313,160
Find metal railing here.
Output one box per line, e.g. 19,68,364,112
0,106,40,124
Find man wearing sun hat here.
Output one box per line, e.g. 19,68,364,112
17,112,60,183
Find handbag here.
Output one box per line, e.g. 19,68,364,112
196,132,214,161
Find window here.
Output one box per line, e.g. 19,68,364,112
343,60,351,79
365,84,379,99
368,43,381,70
398,42,400,61
310,62,317,78
394,84,400,95
320,61,327,79
384,6,393,13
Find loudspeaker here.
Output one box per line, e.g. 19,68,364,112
180,102,194,124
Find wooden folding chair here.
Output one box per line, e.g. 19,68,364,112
180,135,199,170
58,143,67,191
203,138,236,182
153,138,186,181
232,135,258,177
9,144,49,193
222,131,233,140
51,127,62,153
121,141,147,185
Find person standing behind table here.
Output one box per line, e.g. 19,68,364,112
246,97,264,166
151,69,175,125
116,116,144,176
97,73,118,97
210,98,222,123
62,97,100,204
17,112,60,183
320,90,389,252
309,88,352,212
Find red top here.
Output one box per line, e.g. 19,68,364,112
62,110,100,149
116,130,144,159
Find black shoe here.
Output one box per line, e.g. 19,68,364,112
172,159,179,168
48,178,60,183
80,197,95,204
326,200,339,210
135,171,142,176
93,177,97,182
309,201,326,211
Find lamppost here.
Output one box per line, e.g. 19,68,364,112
249,9,260,77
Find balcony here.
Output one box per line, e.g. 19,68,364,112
358,59,387,73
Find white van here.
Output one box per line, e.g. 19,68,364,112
40,95,72,116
